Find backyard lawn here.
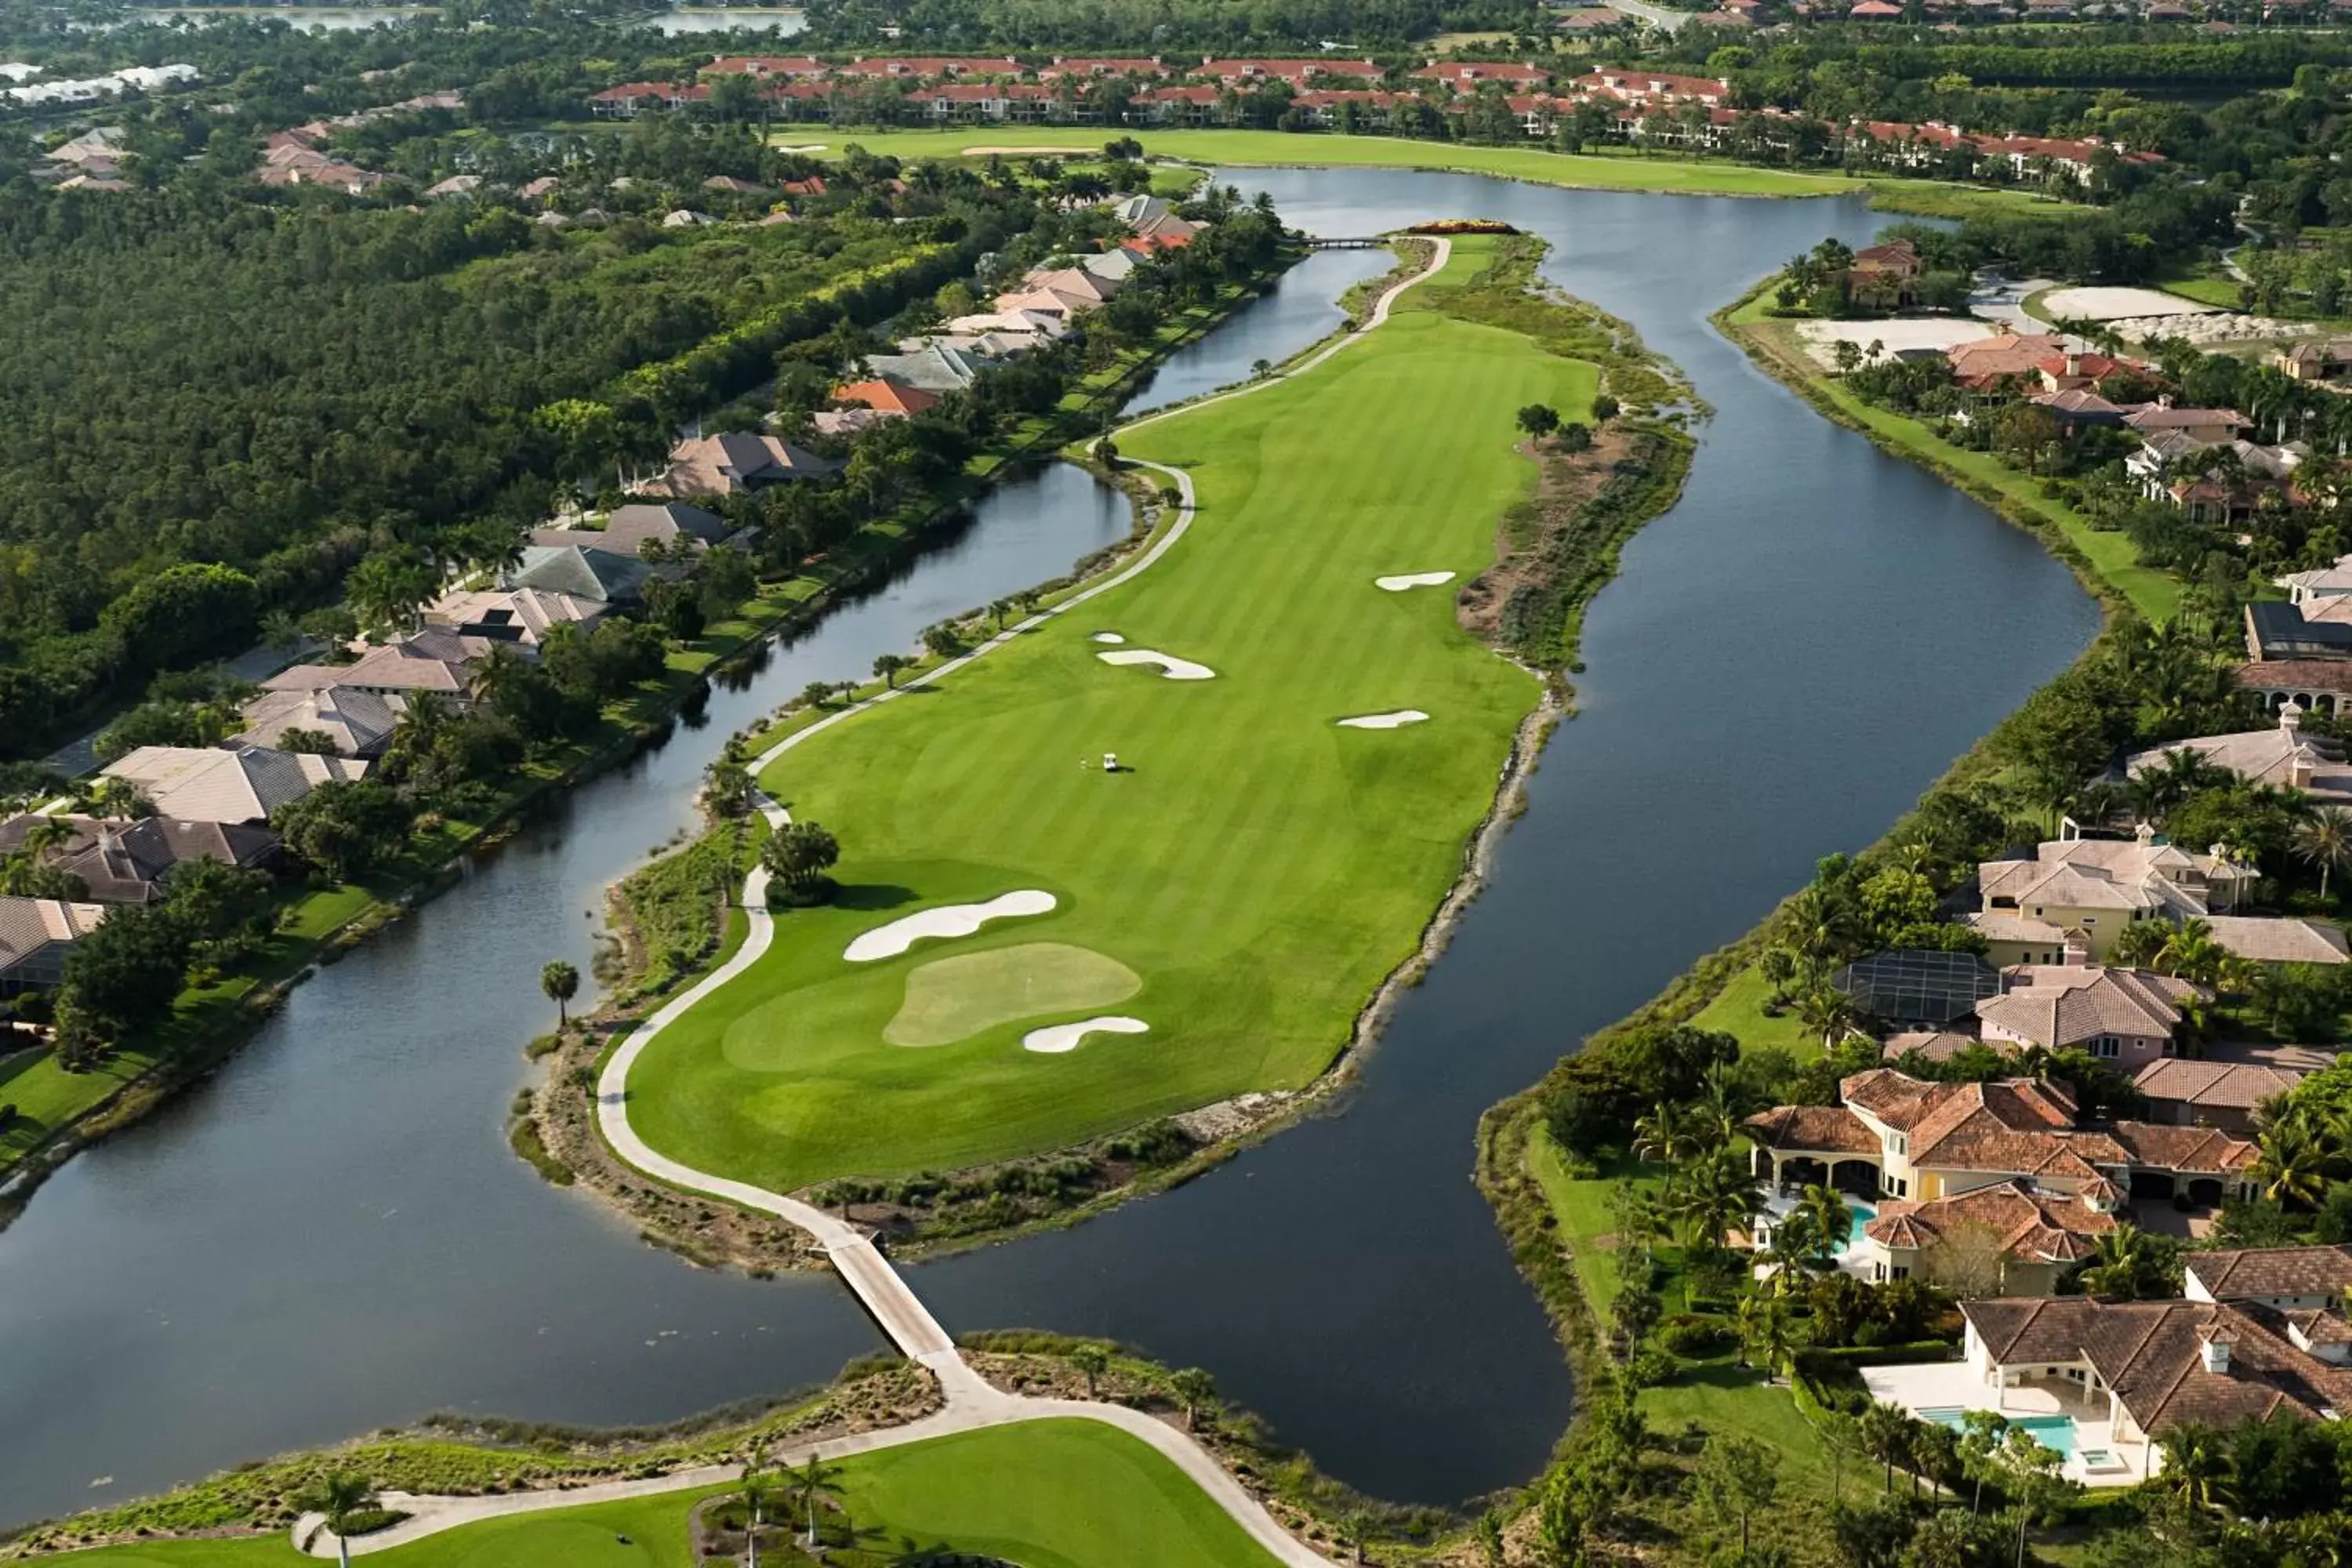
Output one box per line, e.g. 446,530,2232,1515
57,1421,1284,1568
626,236,1588,1191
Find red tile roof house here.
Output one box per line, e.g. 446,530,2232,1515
1131,85,1226,125
838,56,1026,79
1744,1069,2261,1276
1410,60,1552,89
1039,57,1170,81
701,55,828,78
1290,89,1418,129
1953,1261,2352,1480
829,377,942,417
589,81,695,118
1570,70,1731,106
906,82,1062,122
1195,56,1385,85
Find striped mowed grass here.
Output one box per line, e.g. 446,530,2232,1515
627,239,1599,1191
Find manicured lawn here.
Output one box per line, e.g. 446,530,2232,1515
628,236,1586,1190
1686,963,1822,1063
1526,1123,1638,1309
62,1423,1282,1568
800,125,1882,198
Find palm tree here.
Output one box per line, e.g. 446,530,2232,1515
1858,1402,1914,1496
1739,1294,1795,1381
740,1456,778,1568
541,960,579,1029
1168,1367,1216,1431
2153,920,2233,989
1798,983,1864,1049
2155,1422,2234,1513
1632,1104,1703,1166
1340,1508,1375,1564
74,776,153,820
872,652,909,690
1800,1183,1853,1259
2294,804,2352,902
2256,1117,2331,1208
301,1470,378,1568
2077,1224,2169,1300
790,1453,841,1548
1069,1342,1109,1398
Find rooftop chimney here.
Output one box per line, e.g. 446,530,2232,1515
2201,1328,2235,1374
2062,930,2092,967
2134,820,2157,847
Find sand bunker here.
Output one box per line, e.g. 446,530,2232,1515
1098,649,1215,681
1022,1016,1149,1054
1375,572,1457,591
961,146,1087,156
1338,710,1431,730
1091,631,1126,644
886,942,1141,1047
2039,285,2219,321
845,891,1057,963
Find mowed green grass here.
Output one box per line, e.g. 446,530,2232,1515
61,1422,1282,1568
797,125,1877,197
628,236,1581,1190
884,941,1140,1046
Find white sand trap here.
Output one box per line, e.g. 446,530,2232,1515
845,891,1057,963
1023,1015,1149,1054
1376,572,1457,591
960,145,1088,157
1098,649,1215,681
1091,631,1126,644
1338,710,1431,730
2039,286,2220,321
775,144,827,154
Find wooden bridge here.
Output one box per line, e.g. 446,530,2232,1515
1306,236,1387,249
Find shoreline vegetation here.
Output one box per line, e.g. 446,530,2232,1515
1465,270,2172,1555
790,127,2071,221
546,230,1697,1270
0,239,1294,1236
0,1338,1446,1565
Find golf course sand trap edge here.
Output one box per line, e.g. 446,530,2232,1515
1337,710,1431,730
1375,571,1457,591
1098,649,1215,681
1022,1016,1150,1054
844,890,1058,963
1091,631,1127,644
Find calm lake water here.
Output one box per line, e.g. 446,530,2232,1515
0,172,2098,1526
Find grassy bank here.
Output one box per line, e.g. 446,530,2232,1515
622,233,1614,1201
789,125,2062,216
20,1420,1284,1568
0,256,1289,1216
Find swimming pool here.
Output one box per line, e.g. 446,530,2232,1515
1918,1409,2078,1459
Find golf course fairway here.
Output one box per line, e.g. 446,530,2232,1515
57,1421,1288,1568
624,234,1596,1192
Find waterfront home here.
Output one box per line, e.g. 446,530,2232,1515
532,502,739,558
232,685,408,759
1860,1178,2118,1290
2132,1047,2326,1134
645,432,842,499
2186,1243,2352,1308
1744,1069,2259,1207
1968,826,2252,964
1948,332,2071,390
101,746,367,827
1973,964,2203,1065
266,629,506,706
2121,704,2352,809
0,815,279,906
423,586,612,648
0,896,107,995
865,344,993,393
1846,239,1924,306
827,378,942,419
508,546,656,606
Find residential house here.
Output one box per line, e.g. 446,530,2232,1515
1039,57,1170,81
2121,703,2352,809
101,746,367,826
1195,57,1384,86
2032,388,2129,433
1745,1068,2259,1216
2279,555,2352,606
0,897,107,994
2133,1045,2331,1134
266,629,505,706
0,815,278,906
1292,89,1419,129
701,55,828,78
1969,826,2252,964
589,81,691,117
2276,338,2352,384
1948,332,2071,390
2185,1243,2352,1308
864,344,992,394
1570,70,1730,105
423,174,481,199
1131,85,1225,125
2039,352,2134,394
508,545,655,606
1410,60,1552,89
2235,654,2352,717
644,432,842,499
1973,964,2204,1066
232,685,408,759
1846,238,1924,306
1861,1179,2119,1292
2199,916,2350,967
828,378,942,418
424,586,612,646
1958,1284,2352,1476
2124,405,2250,447
837,56,1024,79
532,502,738,560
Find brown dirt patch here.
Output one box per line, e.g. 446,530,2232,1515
1456,423,1639,647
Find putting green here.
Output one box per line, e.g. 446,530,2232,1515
60,1421,1285,1568
885,941,1142,1047
628,234,1588,1189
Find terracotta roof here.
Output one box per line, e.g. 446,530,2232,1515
2201,916,2350,965
2107,1121,2259,1174
1881,1029,1981,1063
1975,965,2203,1051
1865,1178,2114,1262
1743,1104,1881,1155
2187,1244,2352,1301
1964,1296,2352,1434
2133,1057,2307,1114
831,377,941,416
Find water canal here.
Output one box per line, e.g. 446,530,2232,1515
0,173,2098,1526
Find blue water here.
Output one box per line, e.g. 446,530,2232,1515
1923,1409,2078,1457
